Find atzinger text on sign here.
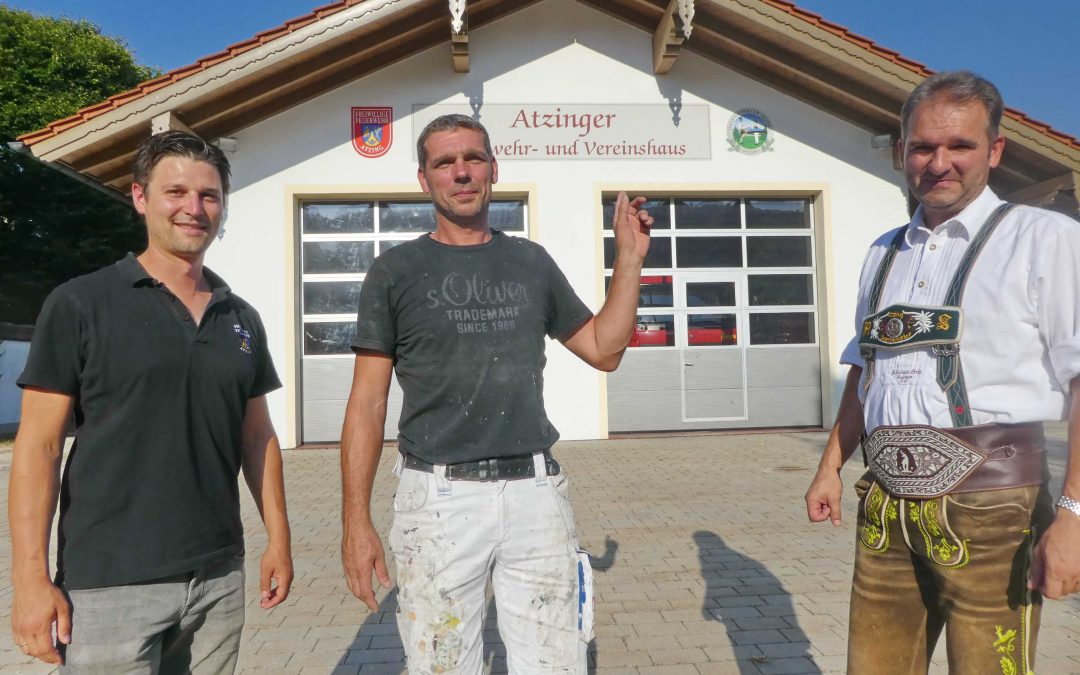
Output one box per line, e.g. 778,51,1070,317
412,104,711,160
352,107,393,158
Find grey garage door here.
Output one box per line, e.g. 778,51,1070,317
603,196,822,432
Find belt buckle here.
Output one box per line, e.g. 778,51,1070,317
864,425,985,498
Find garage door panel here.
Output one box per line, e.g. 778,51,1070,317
607,390,683,431
683,349,743,390
608,350,683,390
302,359,403,443
302,359,351,400
747,386,821,426
746,347,820,387
685,388,744,418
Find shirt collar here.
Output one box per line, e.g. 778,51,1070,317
117,252,232,297
905,186,1003,246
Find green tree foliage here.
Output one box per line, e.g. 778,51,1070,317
0,6,158,324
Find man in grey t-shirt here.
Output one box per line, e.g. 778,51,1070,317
340,114,651,673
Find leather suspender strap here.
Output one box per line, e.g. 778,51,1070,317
936,202,1015,426
860,226,908,392
859,203,1015,426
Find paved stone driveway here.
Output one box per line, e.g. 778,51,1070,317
2,427,1079,673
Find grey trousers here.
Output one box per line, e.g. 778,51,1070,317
59,554,246,674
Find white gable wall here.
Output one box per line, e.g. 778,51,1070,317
209,0,908,446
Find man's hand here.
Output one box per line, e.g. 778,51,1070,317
612,192,652,263
342,523,391,612
259,542,294,609
11,577,70,665
805,467,844,526
805,367,863,527
1029,508,1080,599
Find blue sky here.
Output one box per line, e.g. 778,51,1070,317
5,0,1077,136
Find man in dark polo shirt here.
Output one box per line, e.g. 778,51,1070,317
340,114,652,673
8,131,293,672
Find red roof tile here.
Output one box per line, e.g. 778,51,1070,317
17,0,1079,153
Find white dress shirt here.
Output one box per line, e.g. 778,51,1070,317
841,187,1080,432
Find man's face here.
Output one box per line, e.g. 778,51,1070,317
417,128,498,226
132,156,225,261
900,97,1004,228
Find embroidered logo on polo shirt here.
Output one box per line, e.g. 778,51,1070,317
233,324,253,354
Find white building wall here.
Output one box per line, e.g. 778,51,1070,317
209,0,909,446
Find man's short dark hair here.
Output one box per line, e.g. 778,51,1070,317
416,114,494,167
900,70,1004,140
132,130,231,194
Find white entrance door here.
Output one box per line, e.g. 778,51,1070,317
678,272,747,422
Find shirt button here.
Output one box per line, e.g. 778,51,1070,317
929,244,937,251
917,281,925,288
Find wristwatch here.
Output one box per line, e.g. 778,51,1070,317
1056,495,1080,519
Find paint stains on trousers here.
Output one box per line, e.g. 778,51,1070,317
389,463,587,674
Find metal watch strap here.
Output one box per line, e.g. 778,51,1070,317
1057,495,1080,519
935,203,1015,427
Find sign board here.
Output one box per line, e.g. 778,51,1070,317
412,104,711,160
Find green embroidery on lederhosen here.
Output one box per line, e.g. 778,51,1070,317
859,482,898,552
919,499,970,568
1019,528,1036,675
995,625,1018,675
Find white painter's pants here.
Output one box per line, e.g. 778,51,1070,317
390,453,590,674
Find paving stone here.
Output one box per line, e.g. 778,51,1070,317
756,656,819,674
592,649,653,667
695,661,760,674
648,647,709,665
343,648,406,665
235,651,293,670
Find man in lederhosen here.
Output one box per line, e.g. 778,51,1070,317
805,71,1080,673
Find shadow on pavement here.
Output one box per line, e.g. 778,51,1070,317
694,530,821,674
590,536,619,572
337,588,406,673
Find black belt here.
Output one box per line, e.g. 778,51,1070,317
402,450,561,481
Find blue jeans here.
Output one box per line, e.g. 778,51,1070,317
60,553,246,674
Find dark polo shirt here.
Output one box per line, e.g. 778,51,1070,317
18,254,281,590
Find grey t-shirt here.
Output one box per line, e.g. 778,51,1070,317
352,231,593,464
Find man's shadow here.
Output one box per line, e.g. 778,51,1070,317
694,531,819,674
335,537,619,673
